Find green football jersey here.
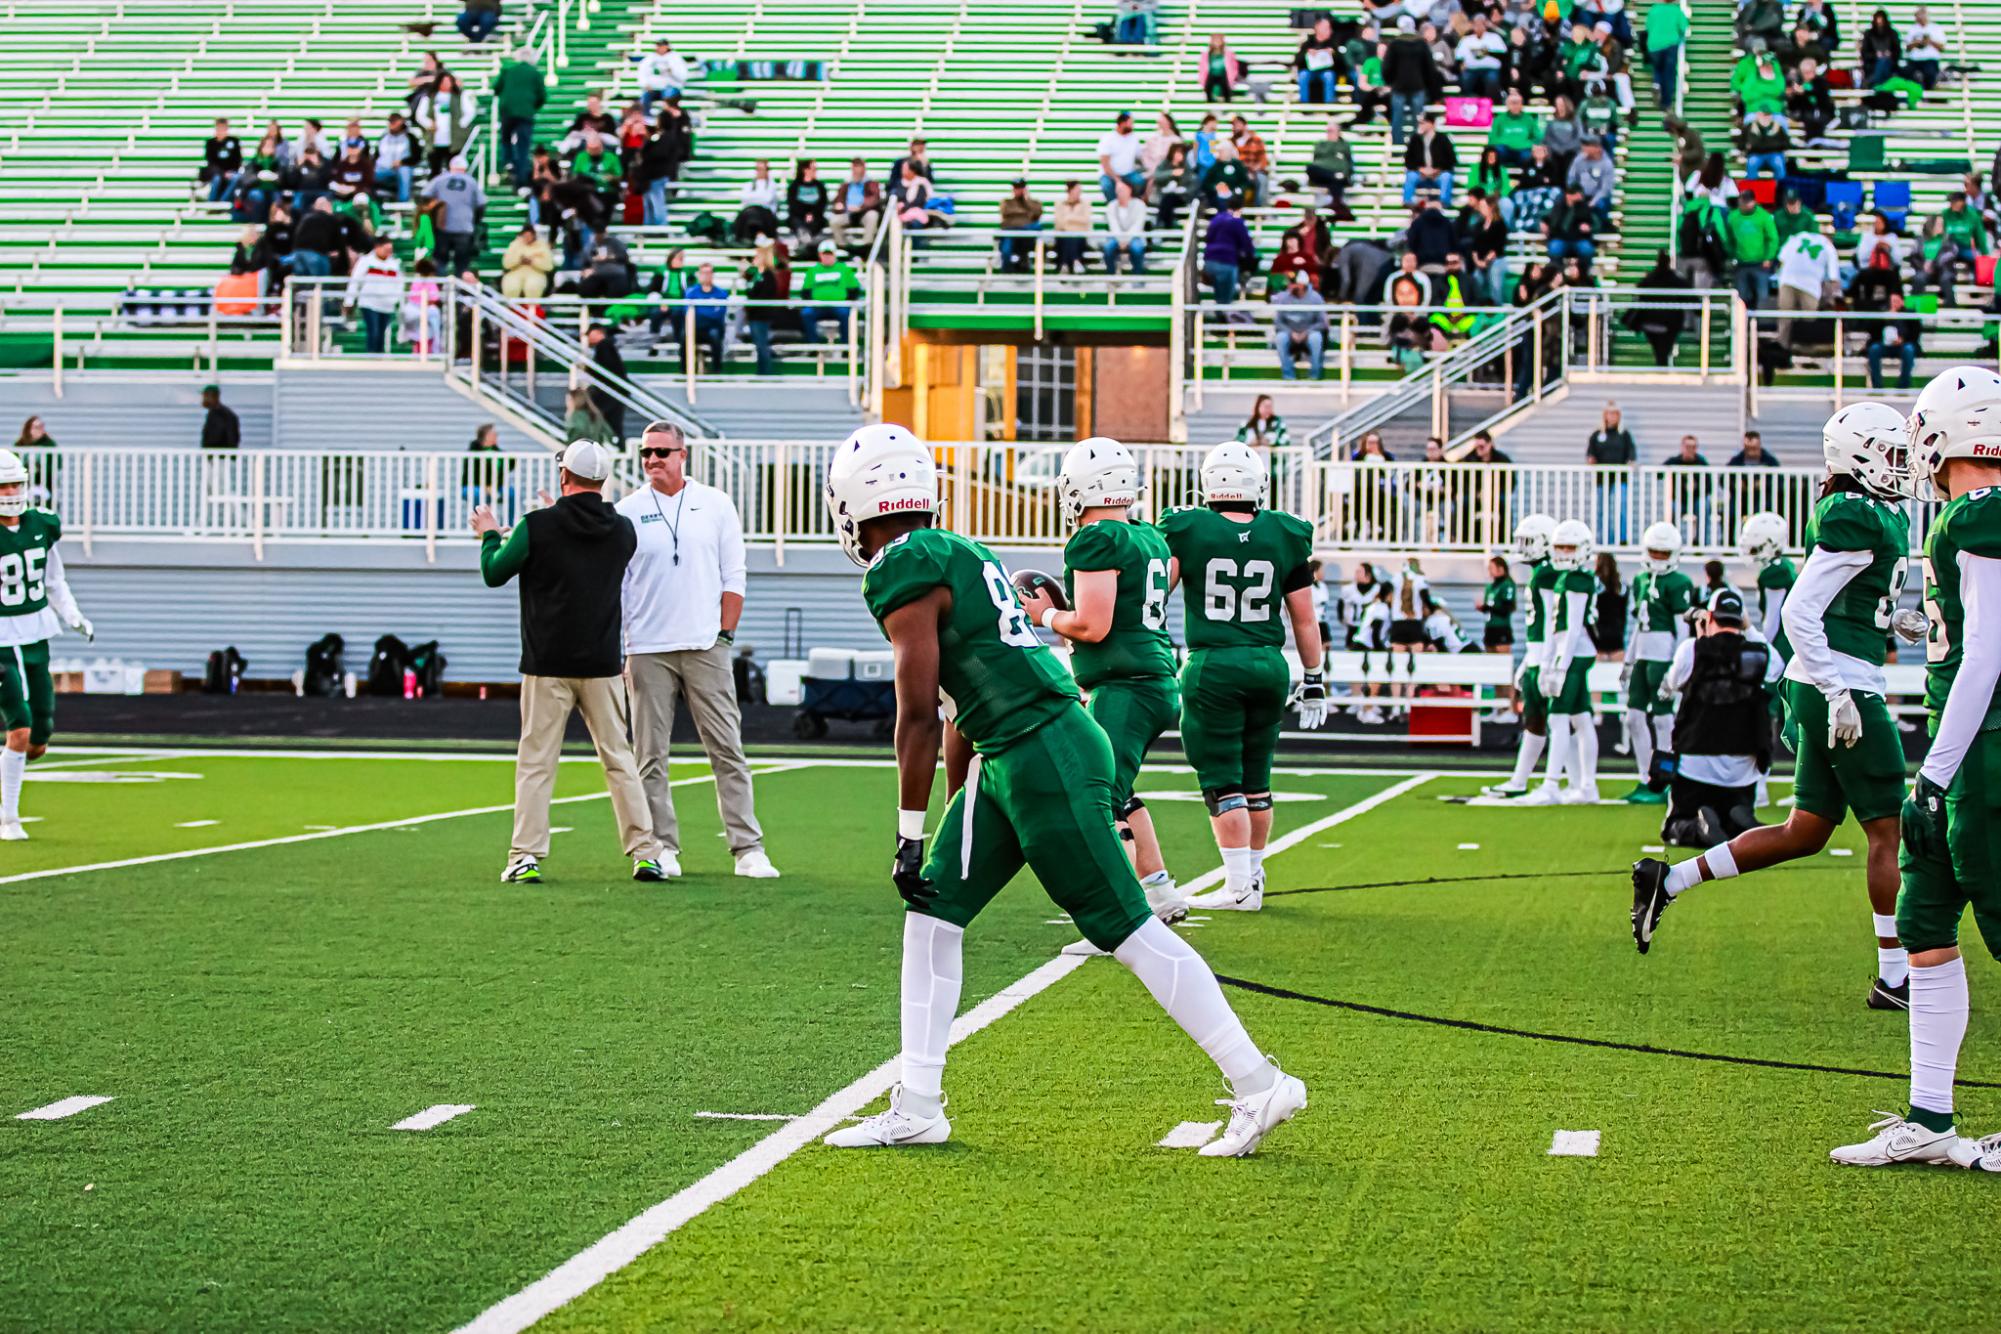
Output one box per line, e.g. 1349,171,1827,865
1481,577,1516,634
0,509,61,617
1523,560,1557,645
1551,568,1596,642
1631,568,1696,638
1061,519,1176,690
861,526,1077,753
1920,487,2001,731
1757,557,1797,629
1157,506,1314,651
1784,492,1910,667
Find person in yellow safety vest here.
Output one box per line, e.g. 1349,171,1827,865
1428,254,1476,339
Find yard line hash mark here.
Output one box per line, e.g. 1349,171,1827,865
16,1095,113,1121
392,1104,476,1131
174,820,220,828
1548,1130,1601,1157
1158,1121,1221,1149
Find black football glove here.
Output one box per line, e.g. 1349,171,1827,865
892,835,934,907
1902,773,1949,863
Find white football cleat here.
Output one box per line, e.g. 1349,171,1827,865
823,1085,950,1148
1199,1062,1308,1157
1513,784,1564,806
1144,876,1190,925
0,819,28,842
1965,1131,2001,1172
1829,1113,1972,1167
1188,870,1263,912
1561,784,1601,805
734,848,780,879
1060,938,1109,957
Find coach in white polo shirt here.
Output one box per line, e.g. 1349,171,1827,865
617,421,778,879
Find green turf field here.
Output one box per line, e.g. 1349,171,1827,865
3,748,1998,1332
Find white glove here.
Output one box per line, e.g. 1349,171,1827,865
66,610,93,642
1548,654,1572,680
1825,686,1863,749
1294,669,1329,730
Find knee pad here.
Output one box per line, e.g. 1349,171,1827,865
1244,793,1274,812
1203,786,1247,816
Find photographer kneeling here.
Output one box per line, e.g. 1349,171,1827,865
1656,589,1780,848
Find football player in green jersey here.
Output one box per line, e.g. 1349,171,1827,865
1619,521,1694,804
1157,442,1328,913
1634,405,1916,1012
1739,510,1797,647
820,425,1306,1157
1520,518,1600,804
1014,437,1188,929
0,449,93,841
1479,515,1557,801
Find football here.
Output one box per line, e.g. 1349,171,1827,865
1010,567,1067,610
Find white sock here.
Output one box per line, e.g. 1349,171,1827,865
0,747,23,822
1653,713,1674,757
1248,845,1265,877
1909,956,1969,1122
1756,775,1770,808
1542,715,1573,790
1220,845,1256,895
1627,708,1654,780
1507,730,1546,788
1572,713,1599,790
1874,912,1909,987
898,914,963,1114
1141,869,1174,890
1665,841,1735,896
1114,916,1274,1092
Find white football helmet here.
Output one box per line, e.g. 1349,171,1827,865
1057,436,1142,526
1640,520,1683,574
1513,513,1557,564
1907,365,2001,502
1199,440,1268,508
1821,401,1907,501
1737,511,1788,567
824,424,936,567
0,449,27,518
1548,518,1594,571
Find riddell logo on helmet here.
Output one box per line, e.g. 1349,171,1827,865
1974,443,2001,458
879,497,932,512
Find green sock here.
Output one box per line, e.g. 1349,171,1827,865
1908,1104,1955,1134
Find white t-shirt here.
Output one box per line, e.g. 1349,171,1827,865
1097,129,1143,176
616,479,748,654
1776,231,1840,297
1906,20,1947,57
1456,31,1506,70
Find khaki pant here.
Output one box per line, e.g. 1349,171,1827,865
512,673,658,861
1775,284,1818,348
629,644,764,856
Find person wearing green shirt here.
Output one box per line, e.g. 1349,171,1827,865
1773,192,1818,244
1621,522,1695,803
1730,51,1784,113
493,50,546,187
798,239,860,344
1939,192,1991,257
1478,553,1517,650
1488,91,1542,167
1723,191,1780,309
1643,0,1689,104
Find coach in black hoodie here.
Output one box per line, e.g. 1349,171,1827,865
474,439,665,884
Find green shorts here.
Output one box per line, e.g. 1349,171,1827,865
1545,657,1592,715
1627,659,1673,716
0,639,54,746
1178,645,1289,795
919,703,1152,953
1085,675,1180,808
1785,681,1906,825
1897,729,2001,958
1519,662,1547,731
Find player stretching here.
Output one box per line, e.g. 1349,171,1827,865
1831,368,2001,1169
1632,405,1912,1011
1479,514,1557,802
1159,442,1328,913
1522,519,1599,805
1016,437,1189,932
0,450,92,839
821,426,1306,1157
1619,523,1693,805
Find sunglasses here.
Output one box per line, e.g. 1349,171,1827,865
639,446,685,459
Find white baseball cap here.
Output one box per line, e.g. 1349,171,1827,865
449,153,469,172
559,439,613,481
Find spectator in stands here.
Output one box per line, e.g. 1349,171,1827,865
563,92,619,154
1237,394,1288,448
1202,32,1243,102
233,125,287,222
1642,0,1685,105
1723,189,1778,310
1453,13,1506,100
1741,107,1790,180
1271,271,1330,380
342,236,402,353
829,157,883,249
785,159,829,247
1231,115,1270,205
1488,91,1541,169
683,262,728,368
1052,181,1092,274
200,385,240,450
799,240,860,344
1103,177,1148,274
405,51,447,113
632,104,688,228
1306,121,1355,221
1566,136,1615,230
1541,95,1584,179
1512,142,1562,229
1403,113,1457,209
578,233,636,302
997,177,1044,273
1281,206,1331,276
887,137,933,191
892,161,935,230
563,386,614,447
1201,139,1253,210
1383,249,1434,305
1555,22,1605,102
637,38,691,114
1686,151,1737,210
1728,48,1783,116
1771,190,1816,245
1729,432,1778,475
201,118,243,204
739,246,781,375
1141,112,1182,175
406,259,443,355
645,249,690,339
1786,58,1837,147
1543,183,1597,264
288,197,338,284
1151,144,1196,229
732,159,781,245
1097,111,1147,201
1497,24,1546,105
371,114,415,204
1940,191,1992,260
1623,250,1690,365
419,73,478,175
1350,33,1394,126
1585,399,1635,540
1466,194,1510,304
1865,291,1922,388
329,141,374,204
332,200,374,275
501,224,555,299
1858,9,1901,88
1191,113,1221,173
1406,197,1456,271
1201,193,1256,305
1388,275,1447,370
1296,16,1343,104
1383,16,1439,146
289,146,333,212
1578,79,1621,154
1850,212,1906,309
1910,214,1963,306
490,48,544,190
457,0,502,44
300,119,333,160
425,155,486,278
584,323,628,439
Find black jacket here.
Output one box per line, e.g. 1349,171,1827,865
202,404,241,449
1382,35,1439,95
202,135,243,181
1403,131,1458,173
495,493,637,677
1674,634,1772,766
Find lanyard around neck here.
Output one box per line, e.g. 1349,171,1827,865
649,483,689,566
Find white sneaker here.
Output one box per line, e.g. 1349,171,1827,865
0,819,28,842
1143,876,1190,925
499,854,540,884
1356,707,1385,725
659,851,682,878
1966,1131,2001,1172
1198,1062,1308,1157
1514,784,1563,806
823,1085,950,1148
1187,871,1263,912
1061,938,1110,957
734,848,780,879
1561,784,1601,805
1829,1112,1971,1167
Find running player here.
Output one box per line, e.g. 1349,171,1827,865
1522,518,1599,805
1620,521,1694,804
819,425,1306,1157
1479,515,1557,801
0,448,93,839
1632,404,1913,1012
1159,441,1328,914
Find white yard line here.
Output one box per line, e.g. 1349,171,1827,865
392,1104,477,1131
0,766,805,889
16,1095,113,1121
1157,1120,1222,1149
174,820,220,828
453,772,1435,1334
691,1111,801,1123
1548,1130,1601,1157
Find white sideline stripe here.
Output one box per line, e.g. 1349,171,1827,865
0,766,802,889
1548,1130,1601,1157
392,1103,476,1131
16,1095,113,1121
692,1111,800,1123
453,773,1434,1334
174,819,220,828
1456,842,1480,850
1158,1120,1222,1149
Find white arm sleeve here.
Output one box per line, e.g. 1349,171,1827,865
1760,586,1787,646
1921,552,2001,788
1561,590,1591,659
1537,587,1561,663
1662,638,1696,696
1780,547,1870,692
44,547,81,624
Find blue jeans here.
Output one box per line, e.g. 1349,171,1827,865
375,165,412,203
640,87,680,115
1745,151,1786,179
1389,90,1426,145
457,7,500,42
1868,340,1916,388
801,306,850,343
1733,262,1769,309
501,116,535,186
692,319,726,369
1647,44,1680,103
1297,68,1338,104
1865,55,1896,86
1459,67,1500,100
1493,145,1532,169
1102,238,1146,273
1203,260,1240,305
1594,476,1629,544
1403,169,1453,208
205,172,235,203
1275,328,1325,379
747,320,775,374
643,177,669,225
1547,237,1596,261
997,221,1043,271
1099,171,1146,201
359,307,392,353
